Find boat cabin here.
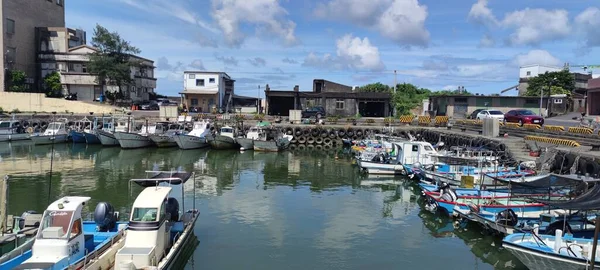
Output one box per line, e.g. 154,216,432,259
246,127,261,140
0,120,23,134
22,197,91,269
220,126,235,139
394,141,438,165
189,121,211,137
42,122,67,136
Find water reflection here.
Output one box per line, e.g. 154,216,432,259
0,142,528,269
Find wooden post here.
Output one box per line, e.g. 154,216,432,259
591,217,600,269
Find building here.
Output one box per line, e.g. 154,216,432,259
2,0,66,92
37,27,156,102
588,78,600,116
265,79,392,117
429,95,553,118
179,71,235,113
518,65,562,96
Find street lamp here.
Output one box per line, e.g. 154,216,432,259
540,77,557,117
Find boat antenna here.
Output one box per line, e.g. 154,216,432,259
47,111,57,205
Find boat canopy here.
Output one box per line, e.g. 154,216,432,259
257,121,271,127
432,155,494,166
486,173,595,194
535,182,600,210
130,171,192,187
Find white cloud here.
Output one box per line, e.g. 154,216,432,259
478,34,495,48
303,34,385,71
513,50,561,67
575,7,600,48
502,8,571,45
215,55,239,66
248,57,267,67
190,59,206,70
442,85,458,91
314,0,429,46
468,0,498,27
211,0,298,47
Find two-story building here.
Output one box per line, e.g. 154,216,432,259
179,71,235,113
36,27,156,102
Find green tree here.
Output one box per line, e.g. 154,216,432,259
88,24,141,99
430,89,473,96
393,83,432,115
43,72,63,97
8,70,27,92
524,70,574,97
358,82,391,92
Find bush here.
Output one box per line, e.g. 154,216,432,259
0,107,3,113
346,117,354,122
8,70,27,92
383,117,395,124
327,116,339,123
253,114,265,121
366,119,375,124
11,108,21,114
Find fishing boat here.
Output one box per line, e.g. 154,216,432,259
83,117,103,144
207,125,238,150
174,120,211,150
115,121,170,149
0,120,29,142
237,125,261,151
69,117,93,143
29,120,69,145
357,141,438,175
96,116,134,146
11,196,127,270
148,123,185,148
254,134,293,152
94,171,199,270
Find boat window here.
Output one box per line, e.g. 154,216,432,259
412,145,419,152
38,210,74,239
424,145,433,151
70,218,82,239
221,128,233,133
0,122,10,128
46,123,62,130
131,207,159,222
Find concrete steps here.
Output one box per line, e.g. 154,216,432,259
500,139,536,162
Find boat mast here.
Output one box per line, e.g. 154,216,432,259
0,176,7,235
47,111,57,205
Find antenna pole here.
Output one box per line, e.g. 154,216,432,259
47,112,57,205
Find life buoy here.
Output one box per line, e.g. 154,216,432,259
26,127,34,134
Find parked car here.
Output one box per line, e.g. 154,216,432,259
140,101,159,110
468,109,484,119
504,109,544,126
476,110,504,121
301,106,326,119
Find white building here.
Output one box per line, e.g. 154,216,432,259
36,27,156,102
180,71,235,113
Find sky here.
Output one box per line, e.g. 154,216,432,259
66,0,600,97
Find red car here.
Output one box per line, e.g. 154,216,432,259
504,109,544,126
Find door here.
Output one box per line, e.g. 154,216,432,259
454,104,468,118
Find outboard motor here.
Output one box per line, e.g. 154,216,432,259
18,210,38,229
165,197,180,222
94,202,117,232
437,183,457,202
495,209,518,227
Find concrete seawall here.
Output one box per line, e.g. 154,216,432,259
0,92,123,114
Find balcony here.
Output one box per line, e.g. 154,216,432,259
60,73,97,85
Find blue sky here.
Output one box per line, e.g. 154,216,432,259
66,0,600,97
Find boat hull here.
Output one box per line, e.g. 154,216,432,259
70,131,87,143
30,134,68,145
114,132,154,149
0,133,29,142
84,131,101,144
157,210,200,269
254,138,290,152
96,130,119,146
174,135,208,150
358,160,405,175
503,239,597,270
148,134,177,148
237,138,254,150
208,135,238,150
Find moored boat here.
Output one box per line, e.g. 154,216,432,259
0,120,29,142
115,122,170,149
30,120,69,145
97,116,134,146
208,125,238,150
148,123,184,148
174,120,211,150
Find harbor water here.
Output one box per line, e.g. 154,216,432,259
0,141,526,270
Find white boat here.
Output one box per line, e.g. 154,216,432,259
96,117,133,146
174,120,211,150
148,123,185,148
0,120,29,142
237,125,261,150
29,120,69,145
207,125,238,150
95,171,199,270
504,230,600,270
115,122,169,149
357,141,438,175
14,196,127,270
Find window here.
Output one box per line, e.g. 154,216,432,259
189,74,195,79
335,99,344,109
131,207,158,222
56,0,62,6
412,145,419,152
6,47,16,64
489,110,504,115
424,146,433,151
209,78,215,83
38,210,74,239
70,219,82,239
67,63,75,72
526,71,531,76
196,79,205,87
5,19,15,34
82,64,87,73
191,98,198,106
208,98,214,105
454,97,468,103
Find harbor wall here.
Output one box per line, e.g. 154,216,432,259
0,92,123,114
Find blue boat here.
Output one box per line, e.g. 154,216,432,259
84,131,101,144
69,130,87,143
8,196,127,270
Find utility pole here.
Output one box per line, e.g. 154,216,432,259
393,70,397,117
257,85,261,114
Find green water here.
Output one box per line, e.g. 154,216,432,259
0,142,526,270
